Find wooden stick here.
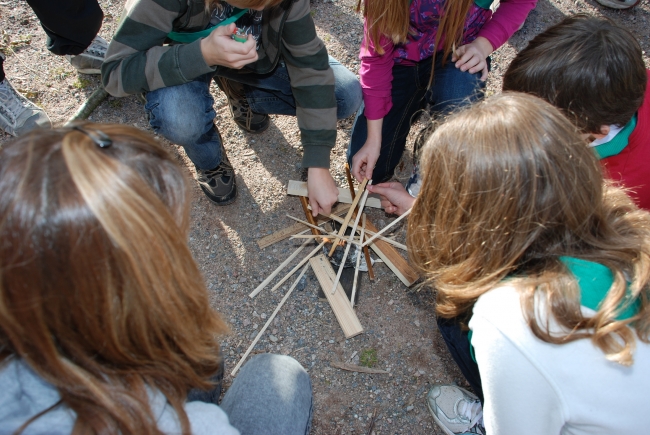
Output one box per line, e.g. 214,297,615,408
329,361,388,374
64,87,109,125
351,214,365,308
249,239,311,298
233,264,309,376
257,203,350,249
327,214,407,251
362,208,412,248
285,215,346,242
331,188,370,294
345,164,375,281
299,196,323,241
328,178,369,257
287,180,381,209
268,241,326,293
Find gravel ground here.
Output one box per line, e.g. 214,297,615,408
1,0,649,433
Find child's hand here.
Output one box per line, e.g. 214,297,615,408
452,37,493,81
367,182,415,216
200,23,258,68
307,167,339,217
351,139,380,183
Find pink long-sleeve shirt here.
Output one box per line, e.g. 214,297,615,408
360,0,537,120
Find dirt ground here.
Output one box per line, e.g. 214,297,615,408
1,0,649,433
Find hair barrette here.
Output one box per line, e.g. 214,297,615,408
72,126,113,148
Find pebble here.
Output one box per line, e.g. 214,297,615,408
243,319,251,326
388,300,394,305
269,335,278,342
406,406,414,412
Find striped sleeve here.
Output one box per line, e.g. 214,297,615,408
280,0,337,169
101,0,216,97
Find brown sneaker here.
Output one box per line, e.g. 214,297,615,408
214,76,269,133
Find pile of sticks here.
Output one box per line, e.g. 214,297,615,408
231,165,418,376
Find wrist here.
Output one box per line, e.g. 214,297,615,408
474,36,494,58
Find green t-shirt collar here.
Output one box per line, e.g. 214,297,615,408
167,8,248,43
592,114,637,160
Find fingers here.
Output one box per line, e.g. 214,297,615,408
309,198,321,217
212,23,237,36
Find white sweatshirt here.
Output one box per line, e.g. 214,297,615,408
469,285,650,435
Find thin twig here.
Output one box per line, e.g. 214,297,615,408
233,264,310,376
361,208,412,248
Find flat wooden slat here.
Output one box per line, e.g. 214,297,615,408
287,180,382,209
257,203,350,249
309,255,364,339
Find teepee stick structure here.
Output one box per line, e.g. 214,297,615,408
328,178,369,257
361,208,412,248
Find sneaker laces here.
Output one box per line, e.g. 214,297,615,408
83,36,108,58
203,161,233,180
458,399,484,432
218,78,253,129
0,79,28,123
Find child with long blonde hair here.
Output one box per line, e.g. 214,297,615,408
348,0,536,185
408,93,650,434
0,125,312,435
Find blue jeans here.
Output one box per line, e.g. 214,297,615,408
347,55,488,183
145,57,362,170
437,316,484,404
189,354,313,435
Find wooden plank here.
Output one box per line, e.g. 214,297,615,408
362,208,412,247
287,180,382,209
365,217,419,287
330,361,389,374
257,203,350,249
233,264,309,376
309,255,364,339
328,214,418,286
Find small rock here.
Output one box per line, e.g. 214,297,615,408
414,320,420,327
406,406,414,412
243,319,251,326
269,335,278,342
261,313,267,319
388,299,394,305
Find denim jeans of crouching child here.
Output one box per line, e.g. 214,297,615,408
189,353,313,435
145,56,362,171
347,55,489,183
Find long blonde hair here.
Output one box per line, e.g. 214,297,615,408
0,125,228,434
408,93,650,365
356,0,474,66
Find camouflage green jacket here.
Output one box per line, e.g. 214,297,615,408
102,0,336,168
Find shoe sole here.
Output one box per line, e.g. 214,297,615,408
235,118,270,134
595,0,639,7
75,68,102,75
427,399,457,435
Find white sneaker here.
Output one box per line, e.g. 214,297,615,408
427,385,485,435
66,35,109,74
0,77,51,137
595,0,639,8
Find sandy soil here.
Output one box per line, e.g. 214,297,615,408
1,0,649,433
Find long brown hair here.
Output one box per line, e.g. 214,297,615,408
0,125,228,434
356,0,474,66
408,93,650,365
